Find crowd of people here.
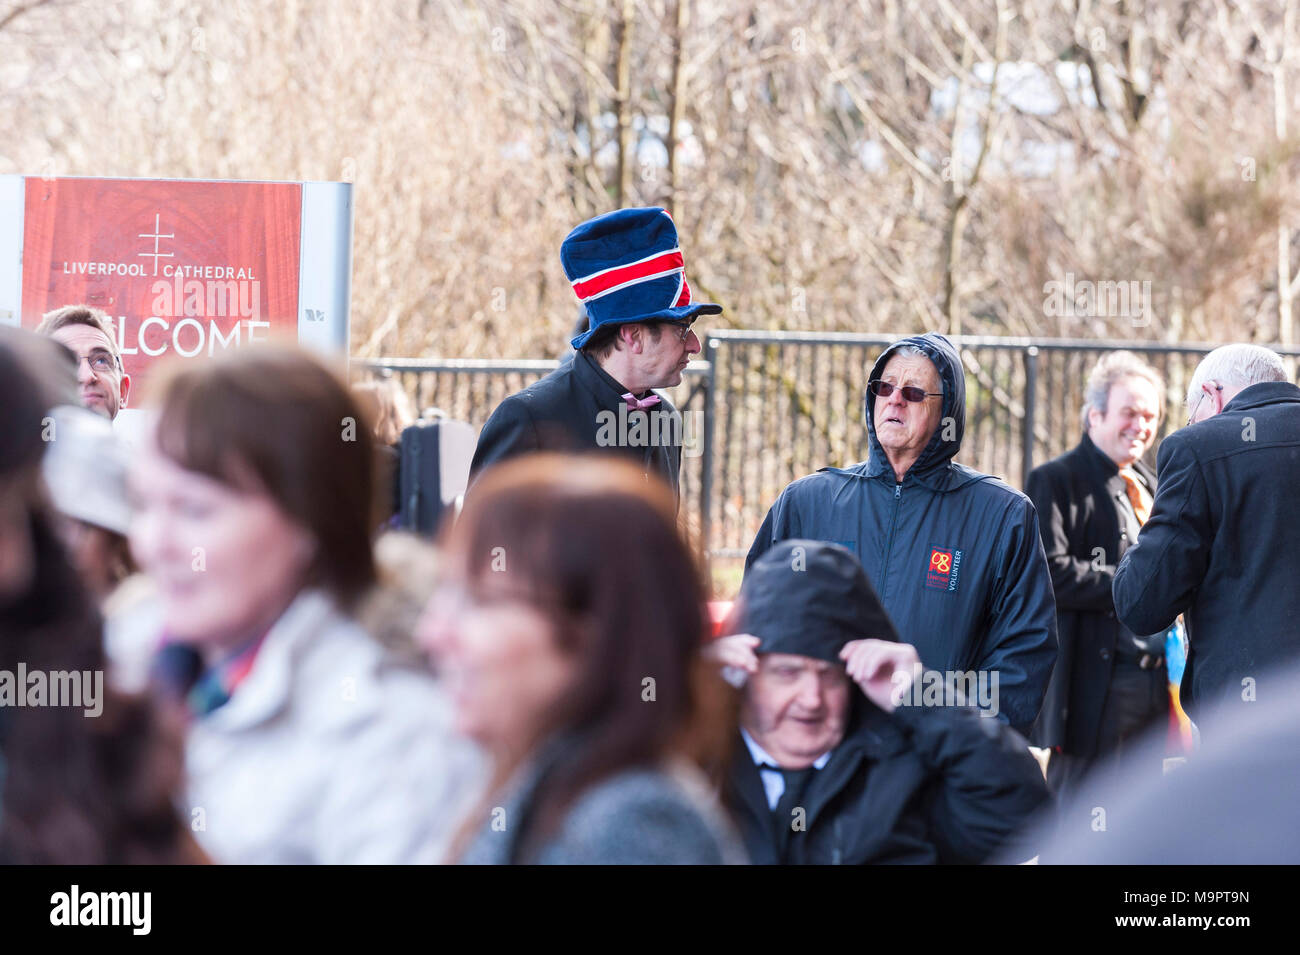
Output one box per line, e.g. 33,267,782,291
2,204,1298,865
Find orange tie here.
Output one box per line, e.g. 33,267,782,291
1121,470,1151,525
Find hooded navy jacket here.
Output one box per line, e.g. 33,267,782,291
746,333,1058,735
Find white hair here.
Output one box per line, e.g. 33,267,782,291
891,343,928,360
1186,344,1288,407
879,343,943,394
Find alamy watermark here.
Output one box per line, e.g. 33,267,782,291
0,664,103,717
1043,272,1152,326
889,663,1000,719
595,406,702,458
50,885,151,935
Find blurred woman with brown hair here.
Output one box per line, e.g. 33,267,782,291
418,454,743,864
0,328,203,864
113,345,482,863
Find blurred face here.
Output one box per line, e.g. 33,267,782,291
638,321,701,389
741,653,851,769
50,324,130,420
416,574,577,757
872,353,944,469
1088,376,1160,467
128,434,315,652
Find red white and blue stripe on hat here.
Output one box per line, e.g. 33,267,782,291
562,207,721,350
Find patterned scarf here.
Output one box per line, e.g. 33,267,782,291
152,629,269,719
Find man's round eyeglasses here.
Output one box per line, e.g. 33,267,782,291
75,351,121,375
869,379,942,403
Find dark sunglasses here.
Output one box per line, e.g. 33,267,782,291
869,379,942,403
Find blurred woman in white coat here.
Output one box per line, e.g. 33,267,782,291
114,346,482,864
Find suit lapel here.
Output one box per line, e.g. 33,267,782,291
726,742,781,864
800,706,906,835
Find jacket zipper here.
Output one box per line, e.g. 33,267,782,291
877,482,903,597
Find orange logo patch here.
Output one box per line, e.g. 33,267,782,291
925,546,962,592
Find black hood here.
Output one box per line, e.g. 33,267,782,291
864,332,966,482
727,540,898,664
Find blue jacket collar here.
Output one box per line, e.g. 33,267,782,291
820,457,991,494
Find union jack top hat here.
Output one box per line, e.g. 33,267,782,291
562,207,722,350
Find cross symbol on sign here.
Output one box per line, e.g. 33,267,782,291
137,213,175,277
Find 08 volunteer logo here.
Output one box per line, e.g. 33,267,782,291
924,546,964,593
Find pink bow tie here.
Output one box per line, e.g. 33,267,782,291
622,392,661,410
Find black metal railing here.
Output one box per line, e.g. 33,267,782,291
357,333,1300,560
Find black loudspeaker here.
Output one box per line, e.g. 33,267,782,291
397,418,476,535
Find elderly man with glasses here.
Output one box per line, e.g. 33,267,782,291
470,207,721,503
1114,343,1300,728
747,333,1058,737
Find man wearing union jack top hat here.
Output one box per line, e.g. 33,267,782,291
469,207,722,501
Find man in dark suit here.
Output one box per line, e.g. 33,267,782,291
1114,343,1300,728
469,207,721,500
1027,351,1170,796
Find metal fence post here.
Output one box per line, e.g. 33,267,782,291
700,336,718,560
1022,345,1039,488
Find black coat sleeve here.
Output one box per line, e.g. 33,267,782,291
1113,433,1212,636
891,703,1050,864
1024,465,1115,613
469,395,540,486
977,496,1058,736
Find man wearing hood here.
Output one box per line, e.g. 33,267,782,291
746,334,1057,736
715,540,1049,865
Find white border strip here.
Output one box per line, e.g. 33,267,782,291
0,175,25,326
296,181,353,358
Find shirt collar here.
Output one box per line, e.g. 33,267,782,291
1080,431,1120,476
740,727,833,770
574,349,655,405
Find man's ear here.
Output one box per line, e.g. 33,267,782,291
119,373,131,409
619,323,644,354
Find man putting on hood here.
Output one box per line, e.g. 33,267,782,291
714,540,1049,864
746,333,1058,736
